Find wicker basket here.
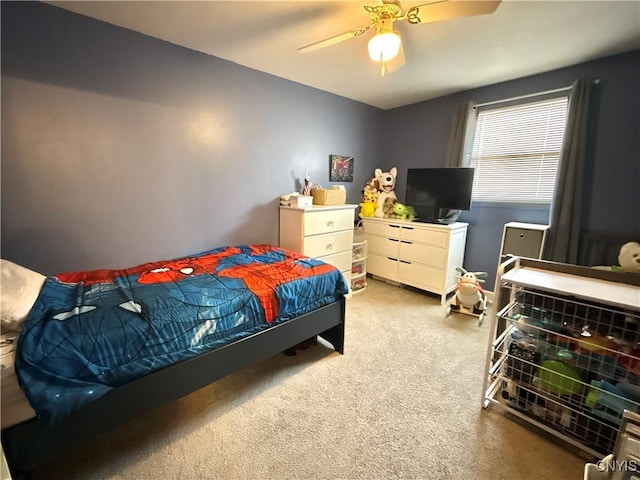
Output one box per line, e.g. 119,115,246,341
311,188,346,205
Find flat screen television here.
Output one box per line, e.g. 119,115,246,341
405,167,475,224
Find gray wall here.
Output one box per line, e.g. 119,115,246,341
1,2,383,274
382,50,640,287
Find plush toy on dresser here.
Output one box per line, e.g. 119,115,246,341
373,167,398,218
392,202,416,220
359,189,378,218
383,198,397,218
363,177,380,196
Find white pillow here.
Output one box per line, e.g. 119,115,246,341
1,259,46,331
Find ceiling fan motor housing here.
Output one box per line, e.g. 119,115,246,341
366,0,402,24
380,0,402,18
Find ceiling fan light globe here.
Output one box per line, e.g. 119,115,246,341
367,32,401,62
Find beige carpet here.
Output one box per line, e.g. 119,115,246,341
33,278,587,480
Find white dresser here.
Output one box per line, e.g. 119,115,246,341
360,217,468,303
279,204,357,287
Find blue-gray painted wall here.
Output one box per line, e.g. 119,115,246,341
2,2,639,291
382,50,640,287
1,2,383,274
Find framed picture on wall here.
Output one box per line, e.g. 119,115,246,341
329,154,354,182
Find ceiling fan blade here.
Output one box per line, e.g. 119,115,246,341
405,0,501,25
298,22,375,53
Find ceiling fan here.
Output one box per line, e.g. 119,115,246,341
298,0,501,76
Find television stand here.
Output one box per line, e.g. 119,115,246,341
414,217,455,225
360,217,468,304
412,208,461,225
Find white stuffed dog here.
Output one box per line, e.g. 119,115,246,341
618,241,640,273
593,241,640,274
374,167,398,218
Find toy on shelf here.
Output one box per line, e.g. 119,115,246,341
586,379,640,426
593,241,640,273
446,267,488,324
617,241,640,273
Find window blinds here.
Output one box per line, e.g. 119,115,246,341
470,96,569,203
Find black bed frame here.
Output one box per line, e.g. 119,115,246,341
1,298,346,478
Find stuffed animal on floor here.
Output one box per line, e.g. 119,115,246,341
450,267,488,315
392,202,416,220
383,197,397,218
359,189,378,218
373,167,398,218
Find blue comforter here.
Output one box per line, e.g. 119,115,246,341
16,245,348,424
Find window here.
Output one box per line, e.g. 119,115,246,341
470,96,569,204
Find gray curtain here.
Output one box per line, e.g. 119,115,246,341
543,78,593,263
445,101,477,167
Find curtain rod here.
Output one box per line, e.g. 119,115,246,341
474,79,601,109
474,86,572,109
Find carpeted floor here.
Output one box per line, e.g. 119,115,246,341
33,278,587,479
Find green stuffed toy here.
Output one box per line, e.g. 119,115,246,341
392,202,416,220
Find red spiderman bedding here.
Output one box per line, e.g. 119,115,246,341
16,245,348,424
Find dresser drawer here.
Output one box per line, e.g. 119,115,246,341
317,250,352,273
367,253,398,280
303,230,353,258
303,209,354,236
400,226,448,247
363,221,402,238
398,260,445,291
399,241,446,268
366,235,400,257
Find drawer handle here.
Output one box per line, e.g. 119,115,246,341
388,238,399,242
401,240,413,244
327,220,335,227
399,260,411,264
389,225,400,229
387,257,398,261
402,227,414,230
326,243,335,250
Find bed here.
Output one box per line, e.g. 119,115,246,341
0,244,348,477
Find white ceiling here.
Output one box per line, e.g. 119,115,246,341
49,0,640,110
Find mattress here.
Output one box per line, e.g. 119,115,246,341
1,332,36,429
